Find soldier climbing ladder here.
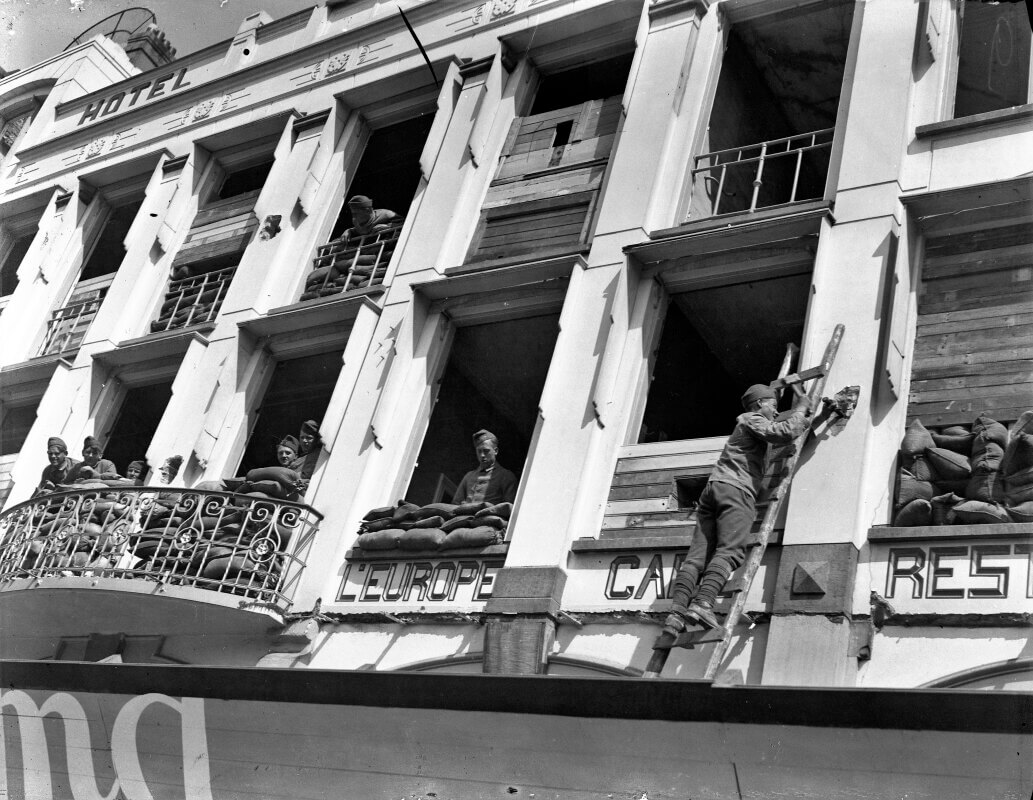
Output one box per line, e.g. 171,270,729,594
644,323,849,680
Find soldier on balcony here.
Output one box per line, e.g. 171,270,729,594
341,195,400,241
292,420,322,482
452,429,518,506
35,437,79,494
65,436,118,483
125,460,147,485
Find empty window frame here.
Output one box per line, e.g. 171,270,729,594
688,3,854,218
405,314,560,506
0,402,35,456
0,230,35,297
953,0,1032,118
639,272,811,443
237,351,342,475
79,198,143,282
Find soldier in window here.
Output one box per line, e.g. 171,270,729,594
66,436,118,482
341,195,400,241
36,437,79,494
452,429,518,506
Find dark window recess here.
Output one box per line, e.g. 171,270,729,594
954,0,1031,118
0,403,36,456
80,200,143,282
216,158,275,201
330,114,433,240
102,381,174,478
529,53,634,114
640,273,810,442
688,2,852,218
0,232,35,296
238,351,342,474
406,314,559,506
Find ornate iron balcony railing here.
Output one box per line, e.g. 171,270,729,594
691,127,835,217
301,222,402,301
150,265,236,333
0,486,321,613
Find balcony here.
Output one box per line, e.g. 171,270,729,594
150,265,235,333
39,275,113,355
0,486,321,613
690,128,834,218
301,222,402,302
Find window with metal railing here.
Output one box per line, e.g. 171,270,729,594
150,264,236,333
690,128,834,218
38,275,113,356
300,222,402,301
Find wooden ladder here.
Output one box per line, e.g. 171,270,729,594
643,323,845,680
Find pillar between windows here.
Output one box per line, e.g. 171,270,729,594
482,566,566,674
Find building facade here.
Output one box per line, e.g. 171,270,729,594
0,0,1030,692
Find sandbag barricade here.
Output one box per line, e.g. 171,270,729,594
300,223,402,302
150,264,236,333
354,499,510,552
893,412,1033,526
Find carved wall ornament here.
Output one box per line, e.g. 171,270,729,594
491,0,517,18
192,100,215,120
84,138,106,159
326,53,350,75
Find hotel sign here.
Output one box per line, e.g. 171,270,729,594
338,558,505,605
77,67,192,126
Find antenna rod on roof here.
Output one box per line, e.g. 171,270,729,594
397,6,440,90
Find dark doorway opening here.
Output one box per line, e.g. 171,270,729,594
329,114,434,240
0,403,36,456
0,232,35,297
102,380,174,478
529,53,634,114
406,314,559,506
640,272,811,442
80,199,144,282
238,351,342,474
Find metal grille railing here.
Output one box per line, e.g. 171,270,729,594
301,223,402,302
150,265,235,333
691,128,835,217
39,289,108,355
0,486,322,613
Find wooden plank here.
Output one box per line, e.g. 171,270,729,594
616,452,722,473
916,301,1033,326
193,191,261,225
913,324,1033,356
601,510,696,529
185,213,259,242
917,310,1033,336
604,497,675,515
919,288,1033,315
912,358,1032,381
497,149,559,180
608,483,677,501
919,262,1033,296
911,346,1033,370
598,526,695,540
907,394,1032,424
483,167,605,207
908,381,1031,404
923,249,1032,281
910,368,1033,393
171,233,253,268
924,224,1033,258
554,134,617,167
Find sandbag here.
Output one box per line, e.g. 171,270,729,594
244,479,289,499
893,499,932,527
361,517,396,533
896,470,933,508
441,515,478,533
397,528,446,551
1001,433,1033,475
965,466,1002,504
391,502,421,523
245,466,300,490
926,447,971,482
901,419,934,456
411,503,458,521
972,414,1008,449
1004,465,1033,504
952,500,1009,525
930,492,962,526
401,515,445,530
473,514,506,530
969,441,1004,473
356,530,401,550
476,502,513,520
931,427,974,455
202,555,255,580
363,506,396,522
442,526,499,549
1006,501,1033,523
454,501,490,516
908,455,935,483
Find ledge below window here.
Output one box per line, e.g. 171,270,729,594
916,105,1033,139
869,523,1033,541
345,543,509,561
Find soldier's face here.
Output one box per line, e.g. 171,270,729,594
83,446,102,466
47,447,66,467
757,397,778,419
277,447,295,466
475,441,497,468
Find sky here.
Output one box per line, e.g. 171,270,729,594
0,0,316,72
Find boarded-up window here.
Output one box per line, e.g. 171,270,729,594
909,221,1033,426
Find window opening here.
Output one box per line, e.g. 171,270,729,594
954,0,1031,118
101,380,174,479
80,199,143,281
689,3,853,218
640,272,810,442
238,350,342,474
529,53,634,114
406,314,559,506
215,158,275,201
0,403,35,456
0,231,34,296
329,114,433,240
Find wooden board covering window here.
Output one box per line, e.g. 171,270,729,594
908,221,1033,427
171,190,260,270
465,97,622,263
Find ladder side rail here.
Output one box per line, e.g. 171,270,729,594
702,323,845,679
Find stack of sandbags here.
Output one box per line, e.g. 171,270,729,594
893,413,1030,526
300,235,398,302
355,499,510,552
1000,411,1033,522
150,265,228,332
